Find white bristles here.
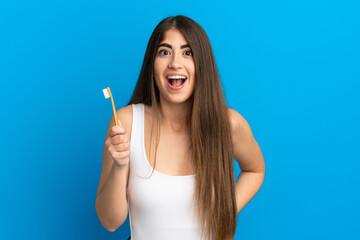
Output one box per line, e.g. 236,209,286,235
103,88,110,99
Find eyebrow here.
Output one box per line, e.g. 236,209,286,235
158,43,191,49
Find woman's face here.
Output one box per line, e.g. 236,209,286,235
154,28,195,105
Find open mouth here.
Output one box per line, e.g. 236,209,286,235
167,75,187,87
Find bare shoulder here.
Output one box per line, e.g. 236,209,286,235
116,104,132,123
227,108,253,137
115,104,133,141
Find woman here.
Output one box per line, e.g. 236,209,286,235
95,15,265,240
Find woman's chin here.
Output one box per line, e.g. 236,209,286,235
160,94,193,106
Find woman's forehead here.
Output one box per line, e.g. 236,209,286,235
159,28,189,47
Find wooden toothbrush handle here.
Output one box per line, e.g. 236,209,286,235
107,87,120,127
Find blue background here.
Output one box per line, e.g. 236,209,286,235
1,0,359,239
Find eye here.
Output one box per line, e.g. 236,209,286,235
184,50,193,56
158,49,170,56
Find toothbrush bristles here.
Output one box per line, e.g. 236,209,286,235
103,88,110,99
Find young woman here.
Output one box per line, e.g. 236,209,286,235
95,15,265,240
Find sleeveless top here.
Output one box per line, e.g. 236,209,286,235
127,103,202,240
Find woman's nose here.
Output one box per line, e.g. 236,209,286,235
168,54,182,69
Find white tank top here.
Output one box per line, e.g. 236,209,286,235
127,103,202,240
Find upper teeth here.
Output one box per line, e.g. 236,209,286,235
167,75,187,79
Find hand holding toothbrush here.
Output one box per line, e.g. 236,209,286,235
106,121,130,167
103,87,130,167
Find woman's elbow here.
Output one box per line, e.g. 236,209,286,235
105,225,118,233
95,200,127,232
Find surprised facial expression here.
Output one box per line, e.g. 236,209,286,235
154,28,195,105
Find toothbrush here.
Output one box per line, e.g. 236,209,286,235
102,87,120,127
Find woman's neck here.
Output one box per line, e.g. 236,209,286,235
157,98,192,133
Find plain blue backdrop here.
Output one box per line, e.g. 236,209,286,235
1,0,359,239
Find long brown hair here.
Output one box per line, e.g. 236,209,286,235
129,15,237,240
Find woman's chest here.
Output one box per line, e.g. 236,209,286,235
144,123,194,176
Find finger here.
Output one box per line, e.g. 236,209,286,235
111,134,128,145
105,137,111,147
113,142,130,152
110,125,126,137
110,150,131,160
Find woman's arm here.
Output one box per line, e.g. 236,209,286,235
228,108,266,214
95,105,133,232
